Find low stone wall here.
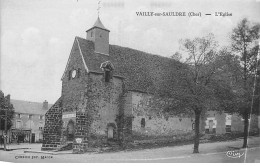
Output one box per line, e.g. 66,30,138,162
72,111,88,153
41,98,63,151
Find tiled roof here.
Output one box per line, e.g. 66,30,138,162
11,99,52,115
76,37,185,94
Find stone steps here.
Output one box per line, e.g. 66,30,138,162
56,142,73,151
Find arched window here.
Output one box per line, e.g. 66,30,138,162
100,61,114,82
141,118,145,128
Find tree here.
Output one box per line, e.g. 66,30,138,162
0,91,14,132
230,18,260,148
171,51,182,62
174,34,235,153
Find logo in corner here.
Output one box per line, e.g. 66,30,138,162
226,150,244,158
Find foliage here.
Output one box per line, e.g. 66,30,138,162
161,33,237,153
229,18,260,116
229,18,260,148
0,92,15,131
171,52,182,62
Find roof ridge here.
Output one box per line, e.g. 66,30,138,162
76,36,179,63
11,99,53,105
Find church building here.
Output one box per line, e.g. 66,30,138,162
41,17,259,153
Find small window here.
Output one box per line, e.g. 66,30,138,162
16,120,22,128
68,70,72,80
205,129,209,134
100,61,114,82
40,115,43,120
39,127,43,130
17,114,21,118
141,118,145,128
212,128,216,134
77,68,81,78
192,123,195,130
29,115,32,119
226,125,231,133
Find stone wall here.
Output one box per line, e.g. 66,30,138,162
41,98,63,151
61,39,88,113
73,111,88,153
129,91,194,139
205,111,259,135
85,72,124,147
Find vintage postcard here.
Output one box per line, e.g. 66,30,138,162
0,0,260,163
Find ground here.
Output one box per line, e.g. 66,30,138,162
0,136,259,163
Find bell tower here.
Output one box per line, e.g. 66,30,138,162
86,17,110,55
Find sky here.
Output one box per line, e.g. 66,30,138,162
1,0,260,104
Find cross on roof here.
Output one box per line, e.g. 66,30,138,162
97,1,101,16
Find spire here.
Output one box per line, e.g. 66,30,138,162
86,17,110,32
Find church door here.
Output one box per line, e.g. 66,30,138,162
67,121,75,141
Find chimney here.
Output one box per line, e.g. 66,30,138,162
43,100,48,110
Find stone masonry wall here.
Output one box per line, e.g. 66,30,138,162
41,98,63,151
129,91,194,139
61,39,88,113
85,73,124,147
60,38,89,145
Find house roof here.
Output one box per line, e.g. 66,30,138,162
10,99,52,115
86,17,110,32
76,36,185,94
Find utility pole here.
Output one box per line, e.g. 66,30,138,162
4,107,7,151
0,114,2,147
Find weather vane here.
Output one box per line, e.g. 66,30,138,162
97,1,101,16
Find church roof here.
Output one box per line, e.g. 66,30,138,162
76,37,185,94
86,17,110,32
11,99,52,115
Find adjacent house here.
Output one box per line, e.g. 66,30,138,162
10,100,51,143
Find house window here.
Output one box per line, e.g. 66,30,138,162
141,118,145,128
29,115,32,119
17,114,21,119
192,123,195,130
226,125,231,133
16,120,22,128
39,127,43,130
40,115,43,120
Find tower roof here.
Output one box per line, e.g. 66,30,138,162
86,17,110,32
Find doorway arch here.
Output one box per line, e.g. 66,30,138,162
107,123,117,140
67,120,75,142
